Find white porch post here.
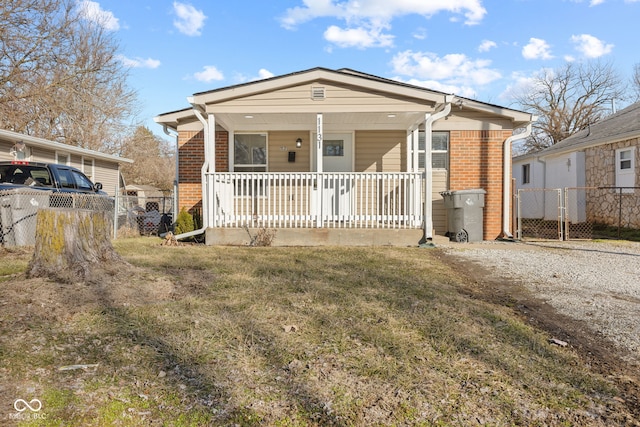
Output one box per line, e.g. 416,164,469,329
316,113,323,227
411,128,420,172
316,113,323,173
207,113,216,228
423,98,452,241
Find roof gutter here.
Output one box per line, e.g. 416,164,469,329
172,101,212,241
503,117,536,238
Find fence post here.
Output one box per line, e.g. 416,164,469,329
618,187,623,239
113,187,119,239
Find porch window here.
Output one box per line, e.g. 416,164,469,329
418,131,449,170
234,134,267,172
615,147,635,192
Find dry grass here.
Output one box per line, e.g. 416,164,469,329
0,237,635,426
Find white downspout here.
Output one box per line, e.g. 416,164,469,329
172,104,214,240
162,124,179,223
502,118,535,238
423,97,452,243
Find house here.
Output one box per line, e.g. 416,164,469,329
0,129,132,196
513,101,640,228
155,67,534,246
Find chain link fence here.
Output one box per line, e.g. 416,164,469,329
517,187,640,241
1,189,174,247
566,187,640,240
115,194,173,238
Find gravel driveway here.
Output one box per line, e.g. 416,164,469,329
438,239,640,366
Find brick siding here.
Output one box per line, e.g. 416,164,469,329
449,130,512,239
177,130,228,214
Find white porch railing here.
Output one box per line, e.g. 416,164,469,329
210,172,424,229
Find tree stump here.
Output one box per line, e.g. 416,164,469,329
28,208,125,282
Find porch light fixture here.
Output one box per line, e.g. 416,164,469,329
296,138,302,148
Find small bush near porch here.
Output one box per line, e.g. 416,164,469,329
0,239,633,425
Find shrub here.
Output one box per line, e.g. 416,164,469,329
174,207,195,235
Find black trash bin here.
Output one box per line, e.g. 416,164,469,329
440,189,486,242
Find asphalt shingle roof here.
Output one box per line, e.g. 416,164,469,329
537,101,640,157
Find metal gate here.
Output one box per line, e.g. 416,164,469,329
516,188,562,240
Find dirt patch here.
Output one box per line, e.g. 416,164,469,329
433,249,640,420
1,266,175,324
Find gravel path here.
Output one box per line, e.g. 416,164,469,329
438,239,640,364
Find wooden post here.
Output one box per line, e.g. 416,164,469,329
28,208,125,282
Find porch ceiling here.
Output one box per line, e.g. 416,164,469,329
215,111,426,132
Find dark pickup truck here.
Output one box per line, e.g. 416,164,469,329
0,161,106,195
1,161,111,246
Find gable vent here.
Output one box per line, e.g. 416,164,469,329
311,86,326,100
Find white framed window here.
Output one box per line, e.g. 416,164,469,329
522,164,531,185
234,133,267,172
417,131,449,170
56,152,70,165
233,133,267,197
615,147,635,192
82,157,94,180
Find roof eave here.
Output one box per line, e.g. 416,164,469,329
0,129,133,164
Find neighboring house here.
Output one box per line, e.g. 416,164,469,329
513,101,640,227
0,129,132,196
125,183,165,200
155,67,534,245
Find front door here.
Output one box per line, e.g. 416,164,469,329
313,133,353,219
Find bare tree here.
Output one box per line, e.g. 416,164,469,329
120,126,175,190
510,61,626,152
633,63,640,102
0,0,138,151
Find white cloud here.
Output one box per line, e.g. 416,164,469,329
234,69,275,84
117,55,161,69
478,40,496,52
280,0,487,38
522,38,553,60
173,2,207,36
324,24,394,48
412,28,427,40
570,34,613,58
194,66,224,82
499,71,539,102
257,69,275,80
568,0,605,5
399,78,477,98
76,1,120,31
390,50,501,94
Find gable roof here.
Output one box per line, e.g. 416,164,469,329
529,101,640,158
156,67,533,130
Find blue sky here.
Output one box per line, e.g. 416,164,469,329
77,0,640,137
